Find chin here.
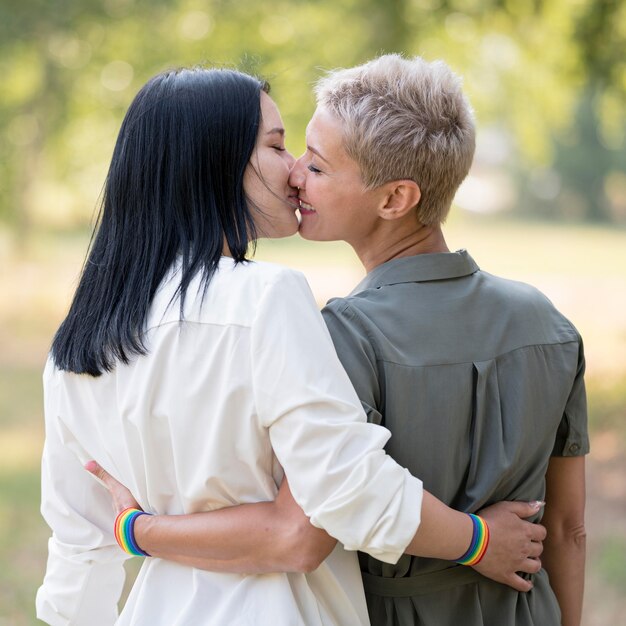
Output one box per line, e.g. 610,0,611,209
274,225,299,239
298,225,332,242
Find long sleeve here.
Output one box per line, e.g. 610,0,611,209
251,269,422,564
36,363,129,626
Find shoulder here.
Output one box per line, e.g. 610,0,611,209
323,288,384,324
322,294,359,322
480,271,560,314
481,271,547,299
233,261,314,310
321,295,374,344
150,259,313,329
479,270,581,338
239,259,309,289
236,261,320,325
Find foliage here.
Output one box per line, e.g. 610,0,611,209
0,0,624,243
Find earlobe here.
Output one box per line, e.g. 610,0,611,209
379,181,421,220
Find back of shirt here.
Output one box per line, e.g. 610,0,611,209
322,251,588,583
37,257,423,626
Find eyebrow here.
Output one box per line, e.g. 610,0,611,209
266,127,285,136
307,144,330,164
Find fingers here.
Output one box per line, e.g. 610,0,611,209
84,460,141,513
84,460,112,487
527,541,543,559
498,500,545,519
530,523,547,542
506,574,534,593
517,557,542,575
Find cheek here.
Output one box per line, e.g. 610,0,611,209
269,154,291,187
305,175,327,201
313,180,347,211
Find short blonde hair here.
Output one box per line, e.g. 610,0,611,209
315,54,475,225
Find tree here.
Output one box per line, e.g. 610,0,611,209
1,0,624,245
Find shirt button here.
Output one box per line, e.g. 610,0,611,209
568,443,580,454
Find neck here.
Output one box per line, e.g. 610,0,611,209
351,222,449,273
222,239,233,257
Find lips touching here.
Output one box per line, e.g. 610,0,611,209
299,199,316,214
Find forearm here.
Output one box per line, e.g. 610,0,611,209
136,492,468,573
542,455,587,626
542,523,585,626
136,502,293,573
404,491,473,559
134,482,336,574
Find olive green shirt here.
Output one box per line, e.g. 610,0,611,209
321,250,588,626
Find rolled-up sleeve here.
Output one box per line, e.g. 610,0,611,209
36,365,129,625
251,269,422,564
552,333,590,457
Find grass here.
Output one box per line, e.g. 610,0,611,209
1,217,625,623
0,468,47,625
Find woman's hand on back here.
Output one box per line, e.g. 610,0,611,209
84,462,336,573
473,500,546,591
85,460,141,514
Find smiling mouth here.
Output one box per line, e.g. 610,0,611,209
299,199,316,213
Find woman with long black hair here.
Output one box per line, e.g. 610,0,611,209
37,67,544,626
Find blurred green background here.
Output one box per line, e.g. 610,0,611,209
1,0,625,624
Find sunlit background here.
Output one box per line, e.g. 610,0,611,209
1,0,625,624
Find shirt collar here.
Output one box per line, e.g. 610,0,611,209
350,249,479,295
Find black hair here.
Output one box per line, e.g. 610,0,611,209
51,67,269,376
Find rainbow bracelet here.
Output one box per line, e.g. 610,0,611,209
455,513,490,566
114,507,151,557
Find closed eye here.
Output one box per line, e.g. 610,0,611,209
307,164,322,174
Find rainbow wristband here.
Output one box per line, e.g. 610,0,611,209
114,507,151,557
455,514,490,566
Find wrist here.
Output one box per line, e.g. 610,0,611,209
455,514,490,566
448,509,475,560
114,508,152,557
435,506,475,560
133,512,156,556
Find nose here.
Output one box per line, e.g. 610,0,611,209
289,154,306,189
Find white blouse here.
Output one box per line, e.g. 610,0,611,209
37,258,423,626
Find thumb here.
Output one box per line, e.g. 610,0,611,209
84,460,111,487
503,500,545,519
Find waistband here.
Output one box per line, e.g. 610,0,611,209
362,566,485,598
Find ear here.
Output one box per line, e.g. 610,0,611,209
377,180,421,220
